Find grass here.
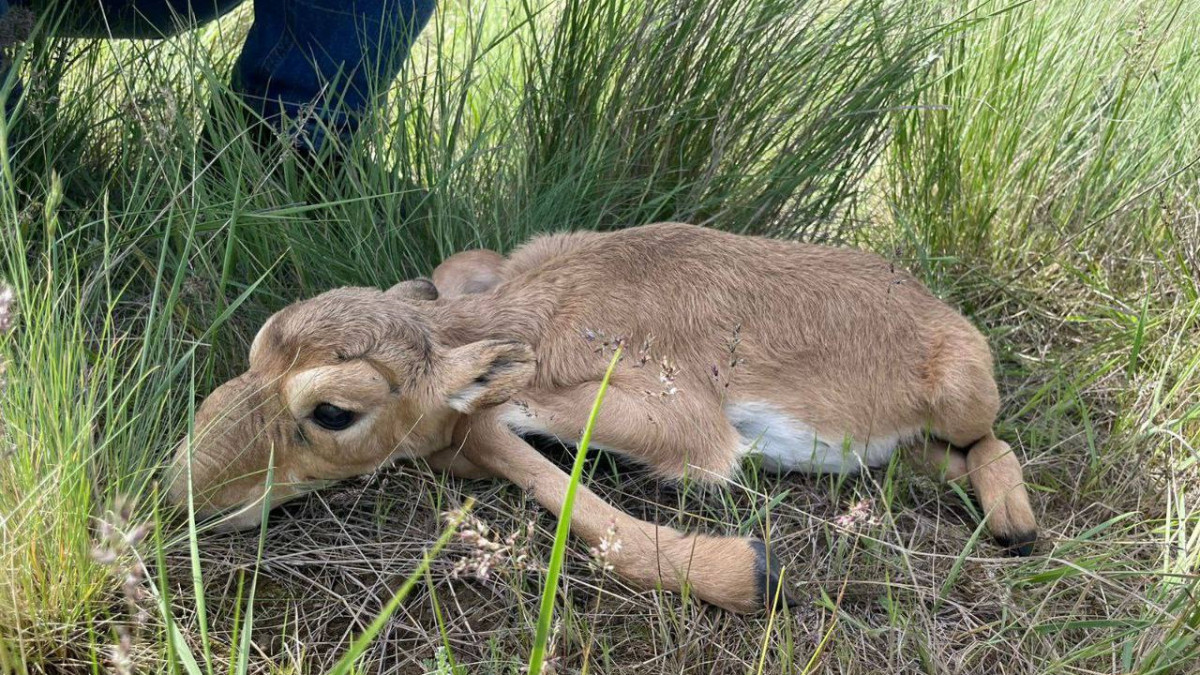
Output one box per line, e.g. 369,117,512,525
1,0,1198,672
527,347,620,675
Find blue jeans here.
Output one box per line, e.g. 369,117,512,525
2,0,435,148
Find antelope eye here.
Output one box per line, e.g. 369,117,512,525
312,403,356,431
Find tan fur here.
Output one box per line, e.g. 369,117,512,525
431,250,506,298
168,223,1038,611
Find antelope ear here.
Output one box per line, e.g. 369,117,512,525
386,278,438,301
440,340,536,413
432,249,506,298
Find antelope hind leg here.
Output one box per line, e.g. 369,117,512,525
965,433,1037,555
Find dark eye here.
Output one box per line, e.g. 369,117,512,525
312,403,356,431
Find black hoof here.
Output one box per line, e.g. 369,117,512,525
751,539,797,610
996,530,1037,557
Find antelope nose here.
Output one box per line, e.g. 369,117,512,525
163,460,221,523
164,462,189,510
164,441,201,510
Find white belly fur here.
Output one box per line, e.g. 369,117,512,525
498,400,910,476
725,400,908,474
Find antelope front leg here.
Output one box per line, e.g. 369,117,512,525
503,374,744,483
454,410,789,613
422,446,495,480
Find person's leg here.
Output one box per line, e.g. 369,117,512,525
232,0,435,152
25,0,242,39
0,0,32,120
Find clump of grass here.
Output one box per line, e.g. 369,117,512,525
886,0,1198,261
879,0,1200,672
514,0,934,237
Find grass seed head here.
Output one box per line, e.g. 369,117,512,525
91,498,154,675
0,284,14,335
588,518,622,573
444,507,535,580
833,498,878,531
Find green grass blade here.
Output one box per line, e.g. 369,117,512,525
527,347,622,675
325,498,474,675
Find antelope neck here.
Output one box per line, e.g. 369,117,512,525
430,290,551,348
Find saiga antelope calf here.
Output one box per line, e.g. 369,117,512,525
168,223,1037,613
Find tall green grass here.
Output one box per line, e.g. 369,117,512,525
882,1,1200,671
887,0,1199,261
